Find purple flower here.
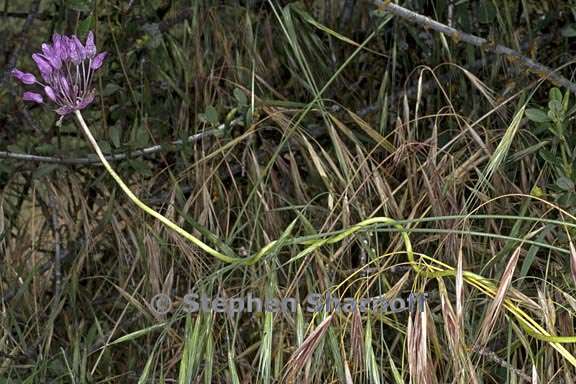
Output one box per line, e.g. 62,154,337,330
11,69,36,85
22,91,43,104
11,31,107,116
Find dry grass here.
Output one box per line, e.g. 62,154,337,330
1,1,576,383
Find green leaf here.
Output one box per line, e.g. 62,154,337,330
127,159,152,177
530,185,545,198
35,143,56,155
131,124,149,147
65,0,92,12
557,192,576,207
550,88,563,103
110,323,166,345
233,88,248,106
204,106,219,126
478,1,496,24
548,99,562,113
142,23,163,49
99,140,112,154
77,15,94,36
556,176,575,191
520,229,549,277
103,83,122,97
33,164,59,179
539,149,557,165
563,90,571,111
562,25,576,38
6,144,23,153
110,124,121,148
0,162,11,175
525,108,550,123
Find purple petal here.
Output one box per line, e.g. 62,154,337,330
32,53,53,78
22,91,44,104
65,36,76,54
41,43,52,57
56,34,69,61
90,52,107,70
85,31,97,58
44,86,57,102
65,36,81,64
41,43,62,70
77,91,95,110
11,69,37,85
55,105,74,115
72,35,86,62
74,35,86,51
52,33,62,45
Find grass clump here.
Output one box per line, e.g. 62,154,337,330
1,1,576,382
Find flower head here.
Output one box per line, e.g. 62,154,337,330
11,31,107,116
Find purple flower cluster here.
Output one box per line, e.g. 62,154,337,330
11,31,107,116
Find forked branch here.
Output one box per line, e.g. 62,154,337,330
374,1,576,94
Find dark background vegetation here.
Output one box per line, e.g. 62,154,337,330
2,0,576,382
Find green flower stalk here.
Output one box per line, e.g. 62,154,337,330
10,31,576,362
73,110,241,263
13,31,242,264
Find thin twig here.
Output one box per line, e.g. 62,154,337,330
473,345,532,382
355,32,554,116
0,118,326,168
0,125,228,165
0,11,52,20
2,6,559,166
373,1,576,94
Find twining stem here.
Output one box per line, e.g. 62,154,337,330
74,110,243,264
76,110,576,354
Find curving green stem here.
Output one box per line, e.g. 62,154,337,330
75,110,245,264
76,110,576,358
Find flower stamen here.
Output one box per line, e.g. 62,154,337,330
11,30,106,116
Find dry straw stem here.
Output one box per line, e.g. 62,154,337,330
476,246,522,346
282,314,334,383
374,1,576,94
75,109,576,369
